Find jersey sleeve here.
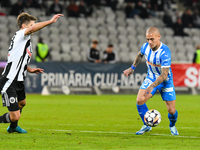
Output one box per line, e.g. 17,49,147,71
22,28,31,40
20,28,26,37
16,29,27,41
140,42,148,55
86,48,95,62
160,47,171,67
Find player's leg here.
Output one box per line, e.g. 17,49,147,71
0,85,27,133
17,88,26,119
135,88,153,135
135,78,158,135
6,101,27,133
7,99,27,133
0,91,23,132
0,110,20,124
161,79,178,135
136,89,153,124
18,99,26,110
9,110,21,127
7,88,28,133
7,100,27,133
165,100,179,135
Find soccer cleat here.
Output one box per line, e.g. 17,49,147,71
135,125,152,135
170,126,179,135
7,126,27,133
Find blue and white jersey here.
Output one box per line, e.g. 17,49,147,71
140,42,172,81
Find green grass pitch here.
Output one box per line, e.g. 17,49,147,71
0,94,200,150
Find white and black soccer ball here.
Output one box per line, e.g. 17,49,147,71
144,109,161,127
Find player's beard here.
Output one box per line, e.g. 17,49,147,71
151,45,158,51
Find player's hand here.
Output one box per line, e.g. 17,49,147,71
95,59,101,63
50,14,64,23
144,85,154,97
29,68,44,74
123,68,134,77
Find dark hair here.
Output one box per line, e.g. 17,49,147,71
108,44,113,47
92,39,98,44
17,12,37,29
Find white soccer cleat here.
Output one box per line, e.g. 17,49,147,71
135,125,152,135
170,126,179,135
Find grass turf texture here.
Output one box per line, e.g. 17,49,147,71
0,94,200,150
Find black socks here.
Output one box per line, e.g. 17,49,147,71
0,113,11,123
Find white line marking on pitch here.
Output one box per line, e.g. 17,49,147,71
151,134,200,139
26,123,200,129
61,124,200,129
34,128,200,139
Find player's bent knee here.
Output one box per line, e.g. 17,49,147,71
136,97,146,105
10,115,21,122
168,109,176,115
10,112,21,122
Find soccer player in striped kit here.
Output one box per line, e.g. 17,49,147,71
0,13,63,133
123,27,178,135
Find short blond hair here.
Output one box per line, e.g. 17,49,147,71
17,12,37,29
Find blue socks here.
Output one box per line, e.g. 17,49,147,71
168,110,178,127
136,103,148,125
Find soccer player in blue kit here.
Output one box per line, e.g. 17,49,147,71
123,27,179,135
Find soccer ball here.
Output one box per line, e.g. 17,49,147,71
144,109,161,127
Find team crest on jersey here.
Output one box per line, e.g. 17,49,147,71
10,97,16,104
156,58,160,64
26,48,32,57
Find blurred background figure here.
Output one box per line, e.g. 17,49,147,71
146,2,156,17
67,1,79,18
150,0,165,11
181,8,194,28
193,9,200,28
134,0,150,19
49,0,63,15
102,44,117,64
31,0,47,10
124,2,134,18
105,0,118,11
193,44,200,64
78,0,93,17
9,0,24,16
35,37,50,62
87,40,101,63
163,10,173,27
173,17,188,36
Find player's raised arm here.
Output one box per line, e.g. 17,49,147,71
25,14,64,35
123,51,143,77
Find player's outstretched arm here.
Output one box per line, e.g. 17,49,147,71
25,14,64,35
123,51,143,77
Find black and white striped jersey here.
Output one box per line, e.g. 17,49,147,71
2,29,32,81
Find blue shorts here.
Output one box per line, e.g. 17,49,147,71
140,76,176,101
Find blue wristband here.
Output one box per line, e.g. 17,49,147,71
131,65,136,70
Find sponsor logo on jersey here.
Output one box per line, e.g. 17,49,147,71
26,48,32,57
